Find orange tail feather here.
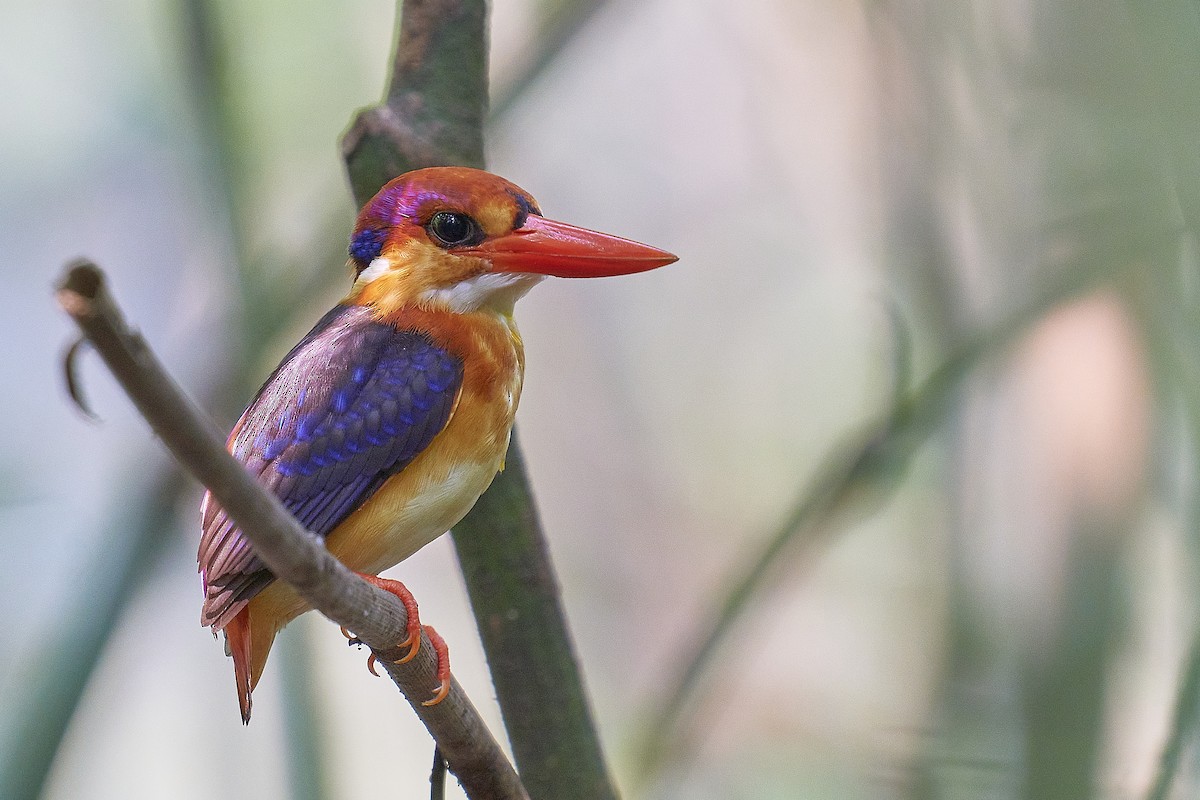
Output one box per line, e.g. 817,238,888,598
225,608,254,724
224,598,287,724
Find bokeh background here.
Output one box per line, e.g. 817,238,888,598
3,0,1199,798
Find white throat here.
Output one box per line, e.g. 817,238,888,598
419,272,545,314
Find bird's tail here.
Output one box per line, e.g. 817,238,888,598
224,602,283,724
225,608,255,724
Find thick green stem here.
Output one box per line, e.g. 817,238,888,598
0,471,180,800
452,436,617,800
344,0,489,187
342,1,617,797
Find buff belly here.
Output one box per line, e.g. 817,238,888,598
325,450,506,575
241,433,509,686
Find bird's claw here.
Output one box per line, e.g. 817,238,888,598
340,625,363,647
362,624,450,705
420,625,451,707
353,573,451,705
357,573,423,657
394,630,420,663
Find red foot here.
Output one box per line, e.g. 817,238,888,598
353,573,452,706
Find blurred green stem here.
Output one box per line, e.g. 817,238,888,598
277,621,334,800
177,0,337,796
489,0,611,120
1133,242,1200,800
1146,629,1200,800
0,469,182,800
0,1,350,796
1022,526,1124,800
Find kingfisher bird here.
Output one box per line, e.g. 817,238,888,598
198,166,677,722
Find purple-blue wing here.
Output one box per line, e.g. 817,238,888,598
198,304,463,629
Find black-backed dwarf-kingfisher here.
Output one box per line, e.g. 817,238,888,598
198,167,677,722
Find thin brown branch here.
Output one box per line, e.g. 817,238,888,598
56,259,527,800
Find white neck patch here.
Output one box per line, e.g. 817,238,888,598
419,272,544,314
354,257,392,288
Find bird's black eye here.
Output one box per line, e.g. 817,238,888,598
426,211,482,248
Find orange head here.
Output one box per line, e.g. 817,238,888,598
346,167,677,313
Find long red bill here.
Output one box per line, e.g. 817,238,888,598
467,215,678,278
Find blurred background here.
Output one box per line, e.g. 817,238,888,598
2,0,1198,798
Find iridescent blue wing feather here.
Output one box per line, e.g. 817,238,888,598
198,304,463,628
